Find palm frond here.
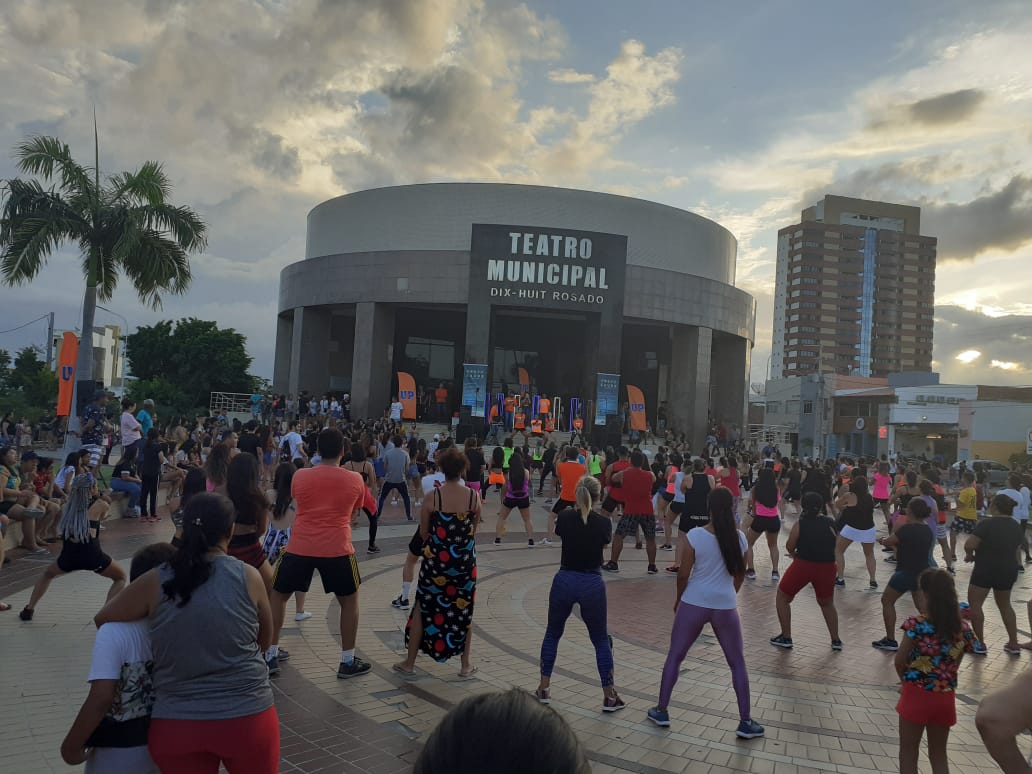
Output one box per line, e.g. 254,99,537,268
106,161,171,206
0,179,89,284
135,202,208,251
115,228,193,309
15,136,95,199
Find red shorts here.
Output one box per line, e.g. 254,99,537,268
149,705,280,773
778,558,837,601
896,682,957,727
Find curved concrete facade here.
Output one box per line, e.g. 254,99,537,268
276,183,755,446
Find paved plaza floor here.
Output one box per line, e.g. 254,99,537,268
1,494,1027,773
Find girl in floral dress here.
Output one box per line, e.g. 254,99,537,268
394,448,480,679
895,568,976,774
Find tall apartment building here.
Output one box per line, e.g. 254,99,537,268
770,195,936,379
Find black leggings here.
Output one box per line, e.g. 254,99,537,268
140,474,159,517
538,465,554,495
377,481,411,520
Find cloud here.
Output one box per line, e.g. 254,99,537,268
236,128,302,182
868,88,987,131
548,68,595,84
923,176,1032,260
934,305,1032,382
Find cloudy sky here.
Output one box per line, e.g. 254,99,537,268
1,0,1031,388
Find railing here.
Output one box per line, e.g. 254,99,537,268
210,391,253,417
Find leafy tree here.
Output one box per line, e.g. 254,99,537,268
8,346,58,409
126,318,254,411
0,133,206,443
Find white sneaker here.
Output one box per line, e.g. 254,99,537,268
540,538,553,546
294,612,313,622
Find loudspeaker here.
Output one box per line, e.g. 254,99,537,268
459,404,472,422
456,423,475,443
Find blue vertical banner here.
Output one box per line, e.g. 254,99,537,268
594,372,620,426
461,363,489,418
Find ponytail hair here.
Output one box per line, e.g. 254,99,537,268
918,568,962,641
800,491,824,519
272,462,295,518
162,493,234,608
707,487,745,578
574,475,601,523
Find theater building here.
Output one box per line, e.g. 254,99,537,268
274,183,755,446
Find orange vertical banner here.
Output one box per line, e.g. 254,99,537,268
56,331,79,417
518,367,530,390
397,372,417,420
627,385,647,432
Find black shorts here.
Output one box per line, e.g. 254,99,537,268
749,515,782,534
669,501,684,515
659,491,674,503
600,496,623,514
616,513,656,539
273,552,361,597
874,498,890,506
889,570,919,593
551,498,575,515
57,539,112,574
678,514,709,533
408,527,425,558
503,497,531,510
971,564,1018,592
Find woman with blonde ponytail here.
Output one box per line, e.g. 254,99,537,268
534,475,625,712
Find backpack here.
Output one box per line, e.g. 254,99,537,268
279,435,293,463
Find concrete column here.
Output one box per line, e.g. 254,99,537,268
710,335,748,431
274,313,293,393
287,307,305,396
668,326,712,451
351,302,395,420
287,307,331,398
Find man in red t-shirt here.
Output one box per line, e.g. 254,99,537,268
267,427,371,679
601,446,632,519
435,384,448,421
604,450,657,574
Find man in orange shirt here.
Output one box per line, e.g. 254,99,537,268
544,447,587,545
267,428,370,678
434,384,448,421
504,394,517,432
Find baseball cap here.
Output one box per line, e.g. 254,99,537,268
433,434,440,440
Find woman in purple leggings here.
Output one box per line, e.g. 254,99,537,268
647,486,764,739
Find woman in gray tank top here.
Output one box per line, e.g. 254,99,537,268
95,493,279,773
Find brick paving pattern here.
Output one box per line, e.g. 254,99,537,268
1,494,1026,772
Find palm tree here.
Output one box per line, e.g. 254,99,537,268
0,131,206,444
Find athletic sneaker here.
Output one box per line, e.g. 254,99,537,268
869,580,878,590
736,719,765,739
494,537,501,545
367,544,381,554
337,657,372,679
278,649,290,661
391,595,410,609
602,694,626,713
884,556,897,563
831,640,843,651
1004,643,1022,655
972,642,988,656
602,561,619,573
665,565,679,574
835,578,846,588
635,541,643,549
771,571,780,582
540,538,553,546
528,539,535,547
534,688,550,704
544,498,553,505
746,569,756,580
18,607,33,621
294,612,313,621
647,707,671,727
872,638,899,651
769,634,793,649
660,544,673,551
647,564,659,575
266,656,280,675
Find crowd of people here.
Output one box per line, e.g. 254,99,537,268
4,386,1032,773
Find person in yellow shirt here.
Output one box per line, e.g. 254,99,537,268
949,471,979,559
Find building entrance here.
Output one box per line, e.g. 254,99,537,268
489,309,589,400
